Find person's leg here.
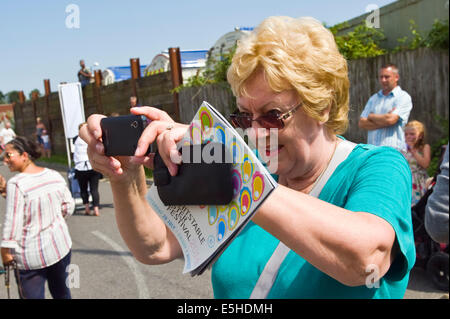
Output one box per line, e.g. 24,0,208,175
75,170,90,214
47,251,72,299
88,171,101,216
15,269,46,299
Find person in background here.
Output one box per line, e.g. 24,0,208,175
359,64,413,152
35,117,46,154
80,16,415,299
129,96,141,109
425,144,449,244
41,129,51,158
73,123,102,216
0,121,16,159
403,120,431,206
0,173,6,198
78,59,92,88
1,136,74,299
0,121,16,146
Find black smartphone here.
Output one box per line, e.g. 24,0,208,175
100,114,151,156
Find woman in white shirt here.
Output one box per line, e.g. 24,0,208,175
0,121,16,147
1,136,74,299
73,126,102,216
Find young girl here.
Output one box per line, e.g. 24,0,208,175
404,120,431,206
1,136,75,299
41,129,51,158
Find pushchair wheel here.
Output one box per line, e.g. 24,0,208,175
427,252,449,291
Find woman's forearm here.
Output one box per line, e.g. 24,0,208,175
252,185,396,286
110,166,181,264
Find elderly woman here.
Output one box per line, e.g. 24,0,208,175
80,16,415,299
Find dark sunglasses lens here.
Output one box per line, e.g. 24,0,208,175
230,116,241,128
257,114,284,129
231,115,252,129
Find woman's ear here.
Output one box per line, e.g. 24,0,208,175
318,104,332,125
21,151,31,162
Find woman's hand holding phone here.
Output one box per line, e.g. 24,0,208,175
79,106,188,182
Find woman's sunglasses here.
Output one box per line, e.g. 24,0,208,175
229,103,302,130
4,152,18,160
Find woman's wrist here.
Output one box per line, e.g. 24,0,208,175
110,165,148,198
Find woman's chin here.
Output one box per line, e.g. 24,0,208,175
265,149,287,175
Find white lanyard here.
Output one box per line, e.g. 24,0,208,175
249,140,356,299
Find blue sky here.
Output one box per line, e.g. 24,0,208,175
0,0,396,97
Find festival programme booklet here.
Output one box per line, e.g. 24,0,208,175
146,101,278,275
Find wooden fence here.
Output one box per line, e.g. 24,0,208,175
180,47,449,144
13,72,174,155
13,47,448,156
347,47,449,144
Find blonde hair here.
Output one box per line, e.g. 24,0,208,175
405,120,426,150
227,16,350,134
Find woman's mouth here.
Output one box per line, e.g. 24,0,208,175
265,145,283,157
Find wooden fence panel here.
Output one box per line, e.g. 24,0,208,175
179,48,449,145
179,83,236,124
12,48,448,156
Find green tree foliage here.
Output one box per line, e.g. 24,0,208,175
328,22,387,60
173,45,237,92
423,19,449,50
394,19,449,52
28,88,41,100
0,91,6,104
5,91,20,103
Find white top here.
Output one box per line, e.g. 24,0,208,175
0,127,16,144
73,136,92,171
1,168,75,270
41,134,49,144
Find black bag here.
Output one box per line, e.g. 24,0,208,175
153,143,233,206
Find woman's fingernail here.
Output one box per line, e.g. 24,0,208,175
134,145,143,156
96,142,104,154
170,149,182,164
93,129,100,139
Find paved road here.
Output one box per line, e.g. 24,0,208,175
0,163,447,299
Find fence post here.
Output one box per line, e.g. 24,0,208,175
31,90,39,127
43,79,53,138
130,58,141,104
16,91,26,135
94,70,104,114
18,91,25,103
169,47,182,122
